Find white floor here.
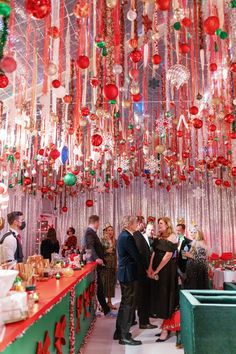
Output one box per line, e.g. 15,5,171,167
84,287,184,354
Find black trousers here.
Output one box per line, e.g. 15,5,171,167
97,269,110,315
135,276,150,325
115,281,136,339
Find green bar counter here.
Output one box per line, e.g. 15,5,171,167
180,290,236,354
0,263,96,354
224,282,236,291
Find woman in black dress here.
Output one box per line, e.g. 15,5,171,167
148,217,178,342
40,227,60,262
184,229,209,289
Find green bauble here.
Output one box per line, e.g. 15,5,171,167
220,31,228,40
63,173,77,186
173,22,181,30
0,3,11,17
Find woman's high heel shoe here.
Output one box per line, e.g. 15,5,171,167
156,331,171,343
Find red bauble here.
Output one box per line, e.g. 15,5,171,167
177,130,183,137
42,171,48,177
232,167,236,177
156,0,170,11
0,74,9,88
48,26,59,38
41,186,48,194
223,180,231,188
230,62,236,73
14,152,20,160
38,148,47,156
25,0,51,20
188,165,194,172
86,199,94,207
56,180,64,186
130,146,136,152
182,151,190,159
129,38,138,49
132,93,142,102
152,54,162,65
222,159,229,167
103,84,118,100
24,177,32,186
113,180,119,189
52,79,61,88
230,132,236,139
179,43,190,54
71,169,79,175
203,16,220,35
166,185,171,192
50,149,60,160
117,167,122,173
179,175,186,181
68,127,74,135
224,113,234,124
189,106,199,115
91,134,103,147
129,49,142,63
0,57,17,73
77,55,90,69
90,77,99,87
210,63,217,72
209,124,216,132
81,107,90,116
217,156,225,164
182,17,191,27
192,118,203,129
215,179,222,186
61,206,68,213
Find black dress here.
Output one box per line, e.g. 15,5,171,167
40,238,60,261
150,239,179,319
184,246,209,289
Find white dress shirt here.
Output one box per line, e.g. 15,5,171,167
1,229,18,262
143,233,150,247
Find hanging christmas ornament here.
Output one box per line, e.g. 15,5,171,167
48,26,60,38
152,54,162,65
0,56,17,73
127,9,137,21
106,0,117,8
156,0,170,11
77,55,90,69
189,106,199,115
167,65,190,89
45,62,57,76
182,17,191,27
60,146,69,165
52,79,61,88
203,16,220,35
86,199,94,207
224,113,235,123
50,149,60,160
64,173,77,186
91,134,103,147
192,118,203,129
73,1,89,18
0,73,8,88
103,84,118,100
25,0,51,20
179,43,190,54
130,49,142,63
210,63,217,72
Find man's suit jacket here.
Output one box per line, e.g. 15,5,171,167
117,229,143,283
83,227,104,262
178,237,192,273
133,231,151,280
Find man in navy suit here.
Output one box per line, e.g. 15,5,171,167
114,215,146,346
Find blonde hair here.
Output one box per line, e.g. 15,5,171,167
193,230,205,242
121,215,137,230
158,217,174,239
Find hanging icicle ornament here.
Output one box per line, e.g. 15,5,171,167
167,64,190,89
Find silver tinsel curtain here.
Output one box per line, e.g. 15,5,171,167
1,180,236,258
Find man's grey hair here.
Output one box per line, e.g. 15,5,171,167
121,215,137,230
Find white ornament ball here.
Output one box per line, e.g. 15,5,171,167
127,9,137,21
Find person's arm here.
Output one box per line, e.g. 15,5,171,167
125,235,146,269
148,252,155,276
2,236,17,262
153,252,173,275
86,232,103,264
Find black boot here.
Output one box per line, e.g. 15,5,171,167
119,337,142,346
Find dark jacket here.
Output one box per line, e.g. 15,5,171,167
117,229,144,283
178,237,192,273
40,238,60,261
133,231,151,280
83,227,104,262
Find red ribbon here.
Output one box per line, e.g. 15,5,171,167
54,315,66,354
36,331,51,354
76,294,83,333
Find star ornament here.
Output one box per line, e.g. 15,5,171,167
142,15,152,33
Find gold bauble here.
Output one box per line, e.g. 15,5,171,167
156,145,165,154
130,86,140,95
122,99,131,109
106,0,117,8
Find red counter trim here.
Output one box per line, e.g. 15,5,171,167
0,263,96,352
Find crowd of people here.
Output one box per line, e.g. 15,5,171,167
0,210,210,348
83,214,210,347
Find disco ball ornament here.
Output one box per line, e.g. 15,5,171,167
167,64,190,89
25,0,51,20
